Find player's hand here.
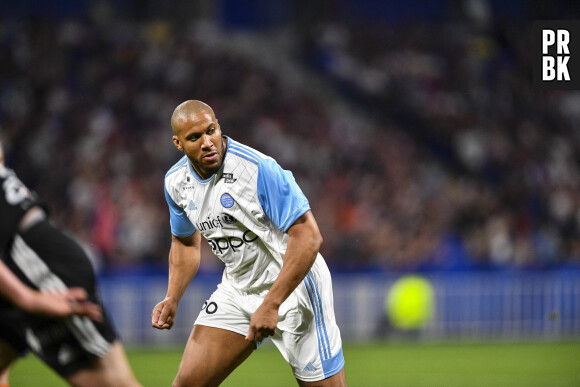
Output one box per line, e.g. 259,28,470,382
28,287,103,322
245,302,279,346
151,296,178,330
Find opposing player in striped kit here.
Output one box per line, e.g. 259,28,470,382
0,141,141,386
151,100,347,386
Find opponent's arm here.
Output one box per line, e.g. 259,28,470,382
0,259,102,321
151,231,201,330
246,210,322,342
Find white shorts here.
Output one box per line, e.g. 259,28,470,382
194,257,345,382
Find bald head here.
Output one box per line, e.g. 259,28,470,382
170,100,225,179
171,100,216,135
0,140,4,165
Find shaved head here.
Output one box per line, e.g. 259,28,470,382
171,100,216,135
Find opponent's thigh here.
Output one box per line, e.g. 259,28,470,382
65,341,141,387
174,325,255,387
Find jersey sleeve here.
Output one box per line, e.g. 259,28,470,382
257,159,310,232
164,184,196,238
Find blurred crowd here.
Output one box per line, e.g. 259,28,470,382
300,14,580,270
0,6,578,273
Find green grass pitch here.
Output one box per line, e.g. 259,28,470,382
9,340,580,386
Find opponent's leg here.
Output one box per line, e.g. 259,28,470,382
65,341,141,387
0,339,18,387
0,367,10,387
173,325,255,387
297,367,347,387
0,369,9,387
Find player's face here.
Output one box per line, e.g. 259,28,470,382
172,110,225,179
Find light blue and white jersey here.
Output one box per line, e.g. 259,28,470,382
164,137,314,292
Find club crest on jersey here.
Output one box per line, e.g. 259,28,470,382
222,173,237,183
220,193,234,208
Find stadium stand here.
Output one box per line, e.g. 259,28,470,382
0,0,578,276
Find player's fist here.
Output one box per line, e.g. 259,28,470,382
151,296,178,330
245,303,278,345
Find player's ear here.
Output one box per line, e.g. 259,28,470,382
172,136,183,151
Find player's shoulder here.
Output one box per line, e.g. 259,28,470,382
165,156,188,177
164,155,189,187
227,138,273,166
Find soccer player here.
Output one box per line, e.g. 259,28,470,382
0,142,102,321
0,141,142,386
151,100,347,386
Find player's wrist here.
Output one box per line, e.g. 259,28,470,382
261,298,282,310
164,295,179,304
19,288,40,312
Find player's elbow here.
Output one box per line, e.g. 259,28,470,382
305,233,322,268
310,232,323,254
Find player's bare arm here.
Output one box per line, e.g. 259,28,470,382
152,231,201,330
246,210,322,343
0,259,102,321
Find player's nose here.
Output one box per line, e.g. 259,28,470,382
201,134,213,148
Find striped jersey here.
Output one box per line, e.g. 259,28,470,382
0,165,43,256
164,137,313,292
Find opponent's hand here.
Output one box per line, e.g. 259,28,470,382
27,287,103,322
151,296,178,330
245,303,279,345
